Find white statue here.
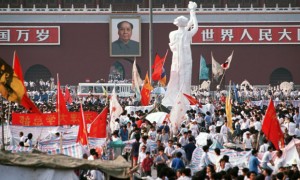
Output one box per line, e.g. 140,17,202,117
162,1,198,107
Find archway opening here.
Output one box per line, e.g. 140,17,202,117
24,64,52,82
108,61,125,82
269,67,293,86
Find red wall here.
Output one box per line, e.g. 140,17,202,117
0,23,298,85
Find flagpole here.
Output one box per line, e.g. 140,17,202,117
149,0,153,83
1,96,4,151
219,69,227,88
57,73,63,154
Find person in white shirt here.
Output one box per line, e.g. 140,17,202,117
148,126,157,141
293,109,300,128
86,152,105,180
285,118,296,137
243,132,253,151
178,132,189,147
199,145,214,170
253,117,262,132
214,148,223,170
240,117,250,134
189,120,199,137
19,131,26,143
164,140,175,159
273,149,285,174
259,139,269,153
261,146,274,171
138,145,147,164
220,120,230,143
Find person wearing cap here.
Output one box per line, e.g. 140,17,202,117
243,132,253,151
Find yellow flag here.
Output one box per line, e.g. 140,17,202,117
226,81,233,133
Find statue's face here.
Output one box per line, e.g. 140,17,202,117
174,16,188,27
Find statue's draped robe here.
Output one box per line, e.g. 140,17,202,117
162,13,198,107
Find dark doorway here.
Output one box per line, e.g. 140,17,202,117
269,67,293,86
24,64,52,82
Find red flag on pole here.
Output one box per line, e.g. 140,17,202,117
262,99,284,150
141,73,153,106
183,93,202,107
56,74,68,114
13,51,41,114
77,103,89,145
152,50,168,81
89,107,108,138
64,86,73,104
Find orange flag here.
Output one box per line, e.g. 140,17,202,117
183,93,202,107
89,107,108,138
141,73,153,106
262,99,284,150
77,103,88,145
13,51,41,113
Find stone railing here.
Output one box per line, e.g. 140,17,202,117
0,3,299,14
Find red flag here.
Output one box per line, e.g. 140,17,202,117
89,107,108,138
262,99,284,150
183,93,202,107
64,86,73,104
77,103,89,145
141,73,153,106
56,74,68,115
152,50,168,81
13,51,41,114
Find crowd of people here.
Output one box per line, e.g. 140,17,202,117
105,96,300,180
5,79,300,180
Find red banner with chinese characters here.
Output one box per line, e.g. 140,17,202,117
12,111,98,126
0,26,60,45
192,25,300,45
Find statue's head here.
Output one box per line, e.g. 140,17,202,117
173,16,188,27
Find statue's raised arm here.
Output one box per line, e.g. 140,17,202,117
186,1,198,35
162,1,199,107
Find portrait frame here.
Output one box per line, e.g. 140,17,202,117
110,16,141,57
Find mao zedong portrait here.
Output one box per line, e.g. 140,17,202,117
111,21,140,56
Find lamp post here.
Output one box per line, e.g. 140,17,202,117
1,96,4,151
149,0,153,83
